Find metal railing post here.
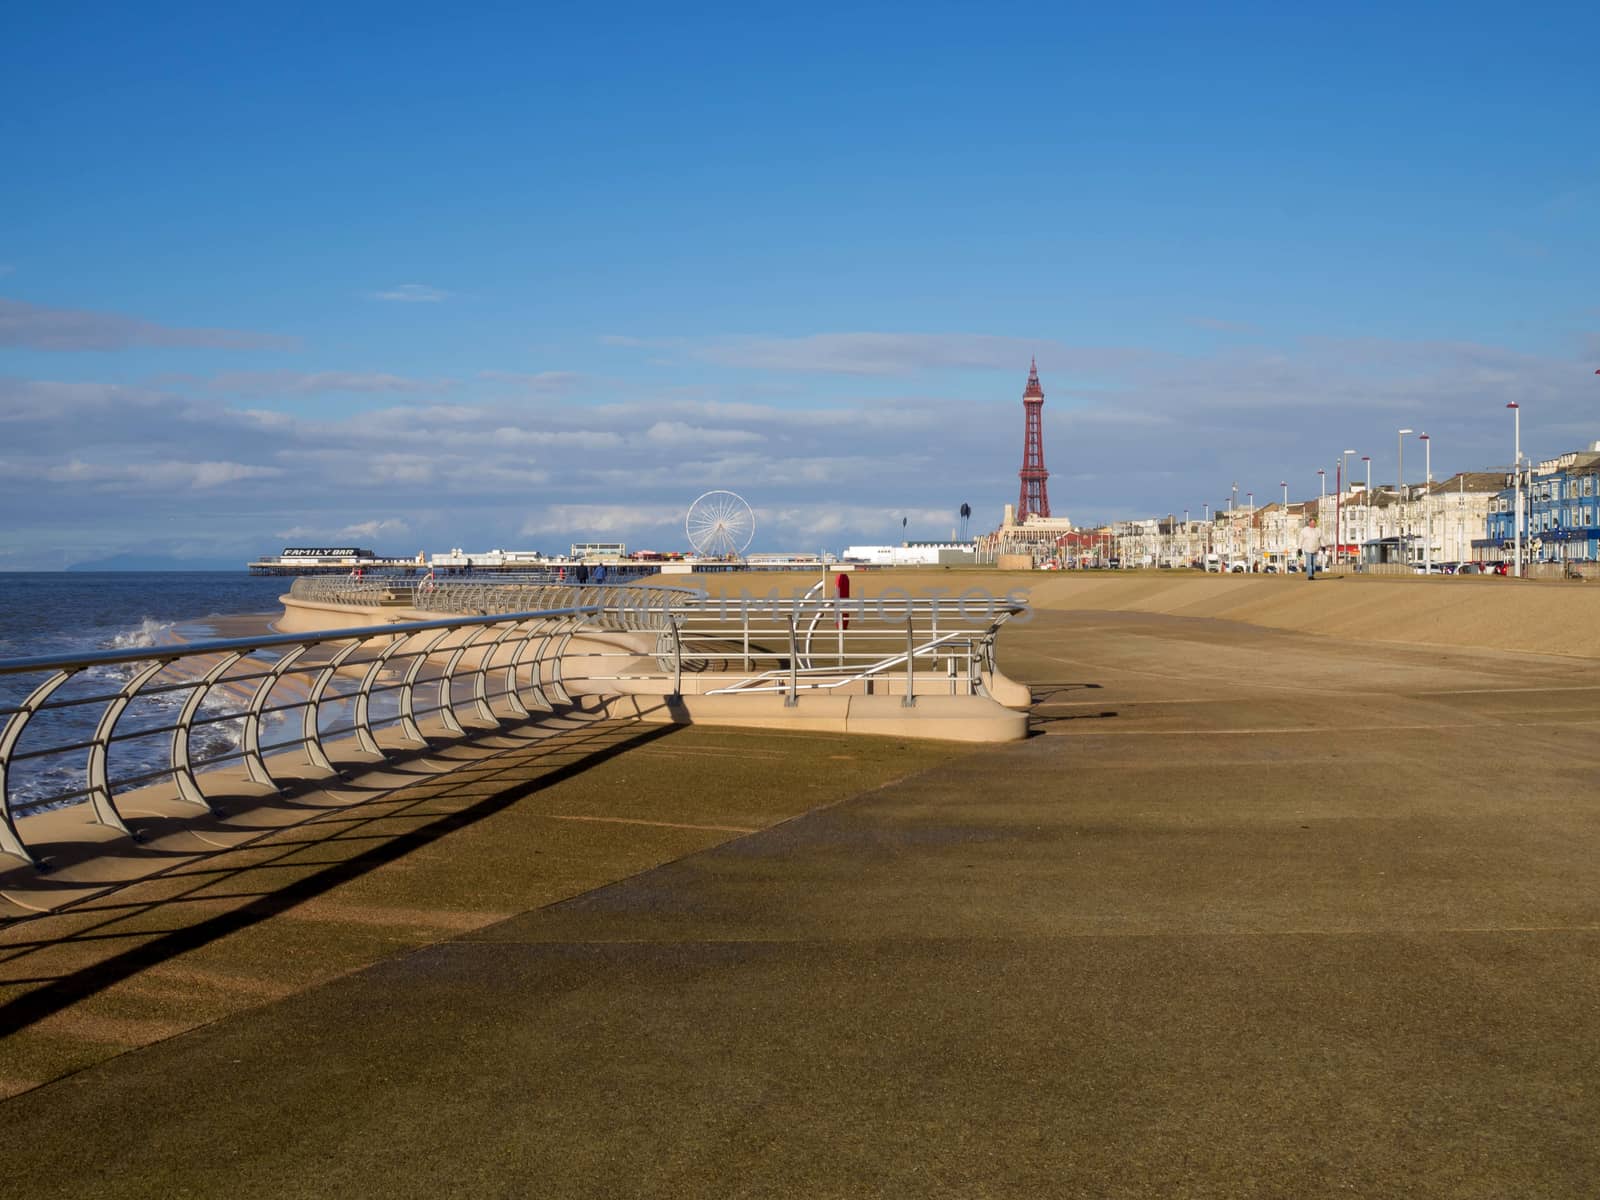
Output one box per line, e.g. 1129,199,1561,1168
243,644,315,787
0,669,78,867
87,658,169,835
904,613,916,708
172,651,247,810
670,617,683,702
786,616,799,707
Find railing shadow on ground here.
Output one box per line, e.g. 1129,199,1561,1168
1024,682,1117,734
0,717,681,1039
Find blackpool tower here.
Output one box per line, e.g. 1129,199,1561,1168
1016,358,1050,520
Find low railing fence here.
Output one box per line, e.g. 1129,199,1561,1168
0,605,598,869
1,592,1030,870
563,597,1025,707
287,577,700,626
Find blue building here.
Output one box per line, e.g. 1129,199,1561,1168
1482,444,1600,562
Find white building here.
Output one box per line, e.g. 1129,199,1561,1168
842,542,976,566
431,547,550,567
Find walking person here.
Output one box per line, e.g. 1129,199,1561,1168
1298,516,1325,581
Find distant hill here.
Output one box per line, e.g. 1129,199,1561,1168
65,553,241,572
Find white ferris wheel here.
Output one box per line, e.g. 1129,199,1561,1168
685,490,755,560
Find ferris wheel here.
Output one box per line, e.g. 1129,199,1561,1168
685,490,755,559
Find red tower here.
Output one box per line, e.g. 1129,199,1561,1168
1017,357,1050,520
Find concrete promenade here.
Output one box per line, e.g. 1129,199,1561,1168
4,589,1600,1196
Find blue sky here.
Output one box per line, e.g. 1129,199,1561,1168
3,1,1596,567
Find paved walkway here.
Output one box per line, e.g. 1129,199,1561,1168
4,610,1600,1197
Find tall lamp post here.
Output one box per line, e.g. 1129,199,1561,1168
1507,403,1522,577
1339,450,1356,566
1280,481,1289,568
1418,433,1432,572
1397,428,1414,565
1362,456,1372,563
1246,492,1255,568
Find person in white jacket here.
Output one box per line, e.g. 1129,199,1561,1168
1297,517,1325,580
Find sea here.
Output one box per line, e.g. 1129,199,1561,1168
0,572,294,813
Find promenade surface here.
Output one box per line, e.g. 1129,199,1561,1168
4,588,1600,1197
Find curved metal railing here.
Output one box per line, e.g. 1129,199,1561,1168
567,595,1026,705
0,606,598,868
2,588,1032,872
287,576,699,629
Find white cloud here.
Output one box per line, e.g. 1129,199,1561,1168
609,332,1048,375
770,505,954,541
478,370,586,397
642,421,764,446
43,458,282,490
486,427,625,450
0,297,295,352
368,283,449,303
523,504,683,537
204,371,447,395
341,518,411,541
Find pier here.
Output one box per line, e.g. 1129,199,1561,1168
3,572,1600,1196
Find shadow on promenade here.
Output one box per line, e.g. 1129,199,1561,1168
0,719,680,1039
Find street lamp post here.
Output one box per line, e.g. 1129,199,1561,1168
1247,492,1254,568
1280,481,1288,567
1507,403,1522,577
1398,428,1414,565
1418,433,1432,573
1362,456,1372,563
1339,450,1356,567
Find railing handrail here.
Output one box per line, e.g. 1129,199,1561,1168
0,591,1030,872
0,606,602,678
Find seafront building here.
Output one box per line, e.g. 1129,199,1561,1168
1484,444,1600,562
977,505,1076,564
981,447,1596,573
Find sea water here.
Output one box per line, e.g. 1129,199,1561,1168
0,572,292,811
